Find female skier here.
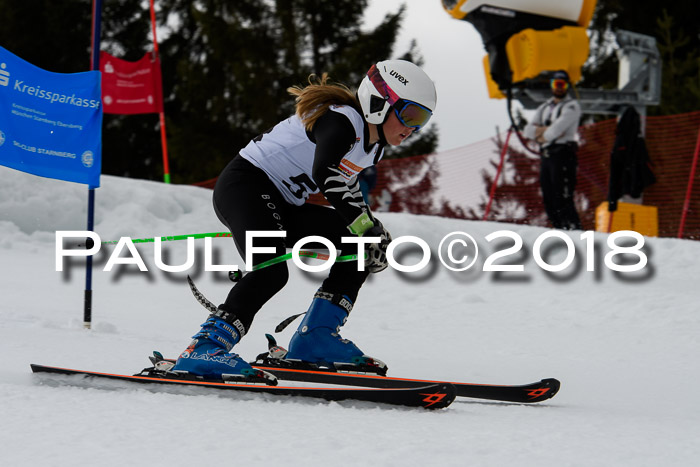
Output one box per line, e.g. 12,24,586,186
172,60,437,381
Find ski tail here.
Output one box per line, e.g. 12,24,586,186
30,364,455,409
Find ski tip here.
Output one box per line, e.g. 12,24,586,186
525,378,561,403
543,378,560,393
419,383,457,409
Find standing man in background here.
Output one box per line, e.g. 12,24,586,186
524,70,582,230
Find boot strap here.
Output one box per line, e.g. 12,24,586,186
192,316,246,351
273,291,354,333
212,309,247,338
314,290,353,314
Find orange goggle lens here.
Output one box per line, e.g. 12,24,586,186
551,79,569,91
394,101,432,130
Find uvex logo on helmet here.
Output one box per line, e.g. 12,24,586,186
358,59,436,126
389,69,408,85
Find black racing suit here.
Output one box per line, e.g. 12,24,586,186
212,110,383,331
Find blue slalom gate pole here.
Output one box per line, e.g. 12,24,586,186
84,0,103,329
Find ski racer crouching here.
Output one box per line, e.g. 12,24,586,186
171,60,437,382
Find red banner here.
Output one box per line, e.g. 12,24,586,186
100,51,163,114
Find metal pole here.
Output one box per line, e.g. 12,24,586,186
483,127,513,221
84,0,103,329
150,0,171,183
678,124,700,238
84,189,95,328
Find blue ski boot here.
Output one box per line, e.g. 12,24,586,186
171,314,276,384
283,290,388,375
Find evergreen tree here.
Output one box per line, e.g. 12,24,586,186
465,139,547,225
99,1,160,180
153,0,438,183
0,0,93,74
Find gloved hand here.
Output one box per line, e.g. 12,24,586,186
363,222,392,273
347,212,392,273
608,200,618,212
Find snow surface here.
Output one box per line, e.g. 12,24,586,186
1,166,699,467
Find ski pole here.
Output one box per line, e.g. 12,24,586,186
76,232,232,247
103,232,233,244
74,231,363,281
228,250,362,282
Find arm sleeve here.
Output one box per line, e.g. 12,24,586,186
543,101,581,143
309,111,369,226
523,103,546,139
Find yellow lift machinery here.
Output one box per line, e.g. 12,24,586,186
442,0,662,235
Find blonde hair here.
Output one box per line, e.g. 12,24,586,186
287,73,360,131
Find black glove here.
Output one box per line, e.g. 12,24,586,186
608,200,618,212
363,222,392,273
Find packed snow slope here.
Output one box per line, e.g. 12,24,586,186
1,166,698,467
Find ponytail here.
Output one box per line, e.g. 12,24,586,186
288,73,360,131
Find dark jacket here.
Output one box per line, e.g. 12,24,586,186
607,107,656,211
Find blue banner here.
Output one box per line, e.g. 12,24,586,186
0,46,102,188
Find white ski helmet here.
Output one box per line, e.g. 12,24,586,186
358,59,437,130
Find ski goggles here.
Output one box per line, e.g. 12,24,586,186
367,64,433,130
550,78,569,91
